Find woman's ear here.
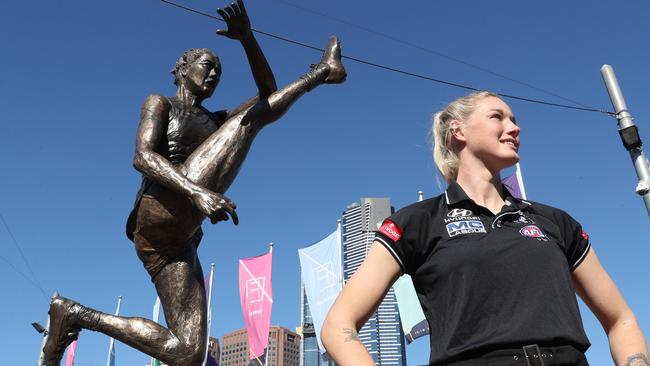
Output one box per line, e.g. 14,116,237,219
449,120,466,143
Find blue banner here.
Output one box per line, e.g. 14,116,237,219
299,227,342,353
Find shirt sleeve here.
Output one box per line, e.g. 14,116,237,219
554,210,591,270
374,206,430,275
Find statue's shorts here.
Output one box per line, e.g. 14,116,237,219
130,188,204,279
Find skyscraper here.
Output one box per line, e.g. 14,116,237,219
299,281,335,366
341,198,407,366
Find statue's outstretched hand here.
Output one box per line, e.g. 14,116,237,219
216,0,252,41
191,187,239,225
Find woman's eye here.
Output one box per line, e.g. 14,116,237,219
491,114,501,120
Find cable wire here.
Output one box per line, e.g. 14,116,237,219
273,0,601,112
159,0,615,116
0,254,47,298
0,213,49,299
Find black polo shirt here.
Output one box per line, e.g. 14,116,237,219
375,182,592,365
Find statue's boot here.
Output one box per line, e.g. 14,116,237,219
43,296,100,366
302,36,347,90
320,36,347,84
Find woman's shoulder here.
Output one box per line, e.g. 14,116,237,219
392,194,446,222
521,199,582,227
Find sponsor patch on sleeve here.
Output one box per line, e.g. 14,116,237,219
379,219,402,242
580,230,589,241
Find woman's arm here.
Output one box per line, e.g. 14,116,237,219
133,94,237,224
216,0,277,119
321,241,402,365
572,249,648,366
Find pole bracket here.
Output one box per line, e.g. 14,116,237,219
635,180,650,196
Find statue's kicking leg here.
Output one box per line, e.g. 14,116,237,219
44,247,208,366
184,36,346,194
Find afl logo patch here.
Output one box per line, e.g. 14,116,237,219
580,230,589,241
379,219,402,242
447,208,473,218
519,225,547,240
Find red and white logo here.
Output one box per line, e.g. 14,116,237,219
379,219,402,242
519,225,547,239
580,230,589,241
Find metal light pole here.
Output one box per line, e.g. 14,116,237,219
34,316,49,366
601,65,650,218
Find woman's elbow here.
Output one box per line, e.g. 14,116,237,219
321,306,350,347
321,312,337,347
605,311,640,335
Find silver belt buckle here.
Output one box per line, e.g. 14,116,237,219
522,344,545,366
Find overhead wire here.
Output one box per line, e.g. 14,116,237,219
272,0,602,113
160,0,615,116
0,213,50,299
0,254,46,295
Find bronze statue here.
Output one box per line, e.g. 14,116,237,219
42,1,346,365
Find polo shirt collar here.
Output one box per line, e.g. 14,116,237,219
502,185,531,211
444,180,531,211
444,181,471,205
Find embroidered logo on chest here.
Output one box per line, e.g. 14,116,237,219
519,225,549,241
379,219,402,242
447,208,473,218
446,220,486,237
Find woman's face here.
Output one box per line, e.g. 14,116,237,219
459,96,521,171
184,52,221,99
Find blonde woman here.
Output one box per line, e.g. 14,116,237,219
321,91,648,365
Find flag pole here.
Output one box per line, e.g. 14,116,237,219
515,163,527,200
601,64,650,218
202,263,216,366
150,297,162,366
265,243,272,366
106,296,122,366
337,219,343,289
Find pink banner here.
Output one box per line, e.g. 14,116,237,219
238,252,273,360
65,340,78,366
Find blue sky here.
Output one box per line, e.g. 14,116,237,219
2,0,649,365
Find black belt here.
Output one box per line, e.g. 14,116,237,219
448,344,588,366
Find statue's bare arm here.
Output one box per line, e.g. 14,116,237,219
133,94,238,224
217,0,277,119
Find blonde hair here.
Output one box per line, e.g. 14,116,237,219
432,91,499,182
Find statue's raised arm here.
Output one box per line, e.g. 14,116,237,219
217,0,277,104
